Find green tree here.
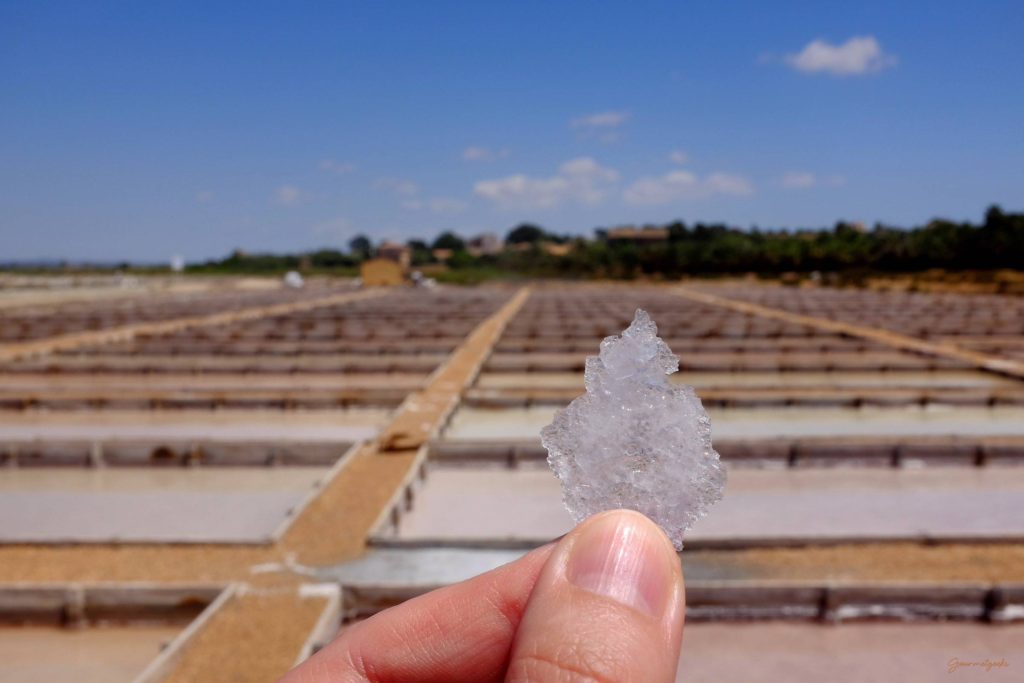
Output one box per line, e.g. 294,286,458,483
308,249,355,269
406,239,433,266
432,232,466,251
506,223,547,244
348,235,373,260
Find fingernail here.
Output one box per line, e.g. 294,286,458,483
566,511,675,618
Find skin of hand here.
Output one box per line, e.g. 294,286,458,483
279,509,686,683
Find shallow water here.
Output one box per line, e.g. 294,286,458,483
393,467,1024,543
0,467,330,543
477,369,1017,389
0,409,389,442
445,405,1024,441
0,624,180,683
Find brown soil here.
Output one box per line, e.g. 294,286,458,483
161,590,327,683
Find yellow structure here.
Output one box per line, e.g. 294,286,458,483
360,257,405,286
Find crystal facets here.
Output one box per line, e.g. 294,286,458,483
541,308,726,549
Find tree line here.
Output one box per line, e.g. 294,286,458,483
190,205,1024,278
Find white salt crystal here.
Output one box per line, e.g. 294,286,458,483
541,309,726,549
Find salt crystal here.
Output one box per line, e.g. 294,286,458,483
541,309,726,549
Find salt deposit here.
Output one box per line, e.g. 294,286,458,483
542,309,726,548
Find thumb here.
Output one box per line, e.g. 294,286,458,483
505,509,685,683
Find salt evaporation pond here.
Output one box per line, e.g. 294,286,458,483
0,408,389,442
389,466,1024,544
0,624,180,683
0,467,329,543
477,369,1018,390
445,405,1024,441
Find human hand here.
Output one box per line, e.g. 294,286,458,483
280,509,685,683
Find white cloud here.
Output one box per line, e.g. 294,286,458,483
571,111,630,129
623,171,699,205
781,171,817,189
624,170,753,205
374,177,419,197
275,185,303,205
785,36,896,76
780,172,847,189
668,150,689,165
570,111,630,141
560,157,618,182
474,157,619,209
319,159,356,174
705,173,755,196
462,146,509,162
195,191,214,204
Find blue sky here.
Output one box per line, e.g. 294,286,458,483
2,1,1022,261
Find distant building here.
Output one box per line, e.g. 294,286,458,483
376,241,411,268
606,226,669,245
467,233,504,256
360,258,405,286
505,240,571,255
431,248,454,262
543,242,572,256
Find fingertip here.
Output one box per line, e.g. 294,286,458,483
566,509,684,621
505,509,686,682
